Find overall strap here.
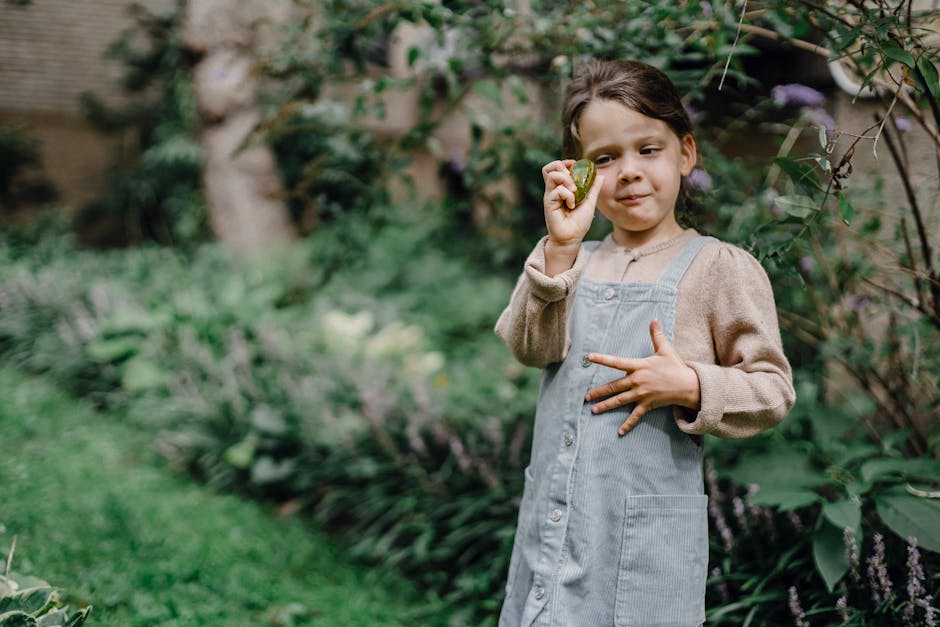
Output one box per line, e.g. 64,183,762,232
658,236,719,289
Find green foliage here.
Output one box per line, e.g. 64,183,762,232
0,126,57,214
5,0,940,623
0,549,90,627
704,379,940,624
260,0,754,267
76,1,206,247
0,368,448,626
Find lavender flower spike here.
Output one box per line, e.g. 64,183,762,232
895,117,913,133
772,83,826,108
788,586,810,627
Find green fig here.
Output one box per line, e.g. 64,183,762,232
568,159,596,206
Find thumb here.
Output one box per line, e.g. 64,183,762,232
582,173,604,210
649,318,672,354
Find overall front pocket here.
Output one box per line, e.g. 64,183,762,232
614,494,709,627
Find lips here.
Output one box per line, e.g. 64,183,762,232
616,192,650,204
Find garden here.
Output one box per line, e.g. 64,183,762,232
1,0,939,625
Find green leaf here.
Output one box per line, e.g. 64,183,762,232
407,45,421,68
120,357,166,392
0,612,36,627
0,587,55,615
883,44,915,68
85,337,139,363
875,488,940,552
861,457,940,483
774,157,821,190
223,433,258,470
472,79,502,106
749,487,822,511
65,606,91,627
813,519,848,592
822,499,861,531
729,447,834,491
838,193,855,225
817,124,828,149
774,194,818,219
35,609,68,627
916,55,940,101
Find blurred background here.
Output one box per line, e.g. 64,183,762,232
1,1,939,625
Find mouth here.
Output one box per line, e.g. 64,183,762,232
616,193,650,205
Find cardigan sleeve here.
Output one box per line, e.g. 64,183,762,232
494,236,587,368
675,244,796,439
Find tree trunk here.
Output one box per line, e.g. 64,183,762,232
181,0,295,250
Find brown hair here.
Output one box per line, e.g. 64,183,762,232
561,59,693,158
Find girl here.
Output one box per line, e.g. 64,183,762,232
495,59,795,627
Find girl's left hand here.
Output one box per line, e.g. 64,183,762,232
584,319,701,436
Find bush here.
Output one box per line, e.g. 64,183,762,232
0,541,91,626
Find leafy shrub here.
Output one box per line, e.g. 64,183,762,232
0,542,91,626
75,1,206,247
705,379,940,625
0,126,57,215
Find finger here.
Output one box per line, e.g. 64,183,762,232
546,170,575,189
553,186,576,210
589,389,638,413
618,406,647,436
542,160,576,181
586,352,641,371
648,318,671,354
584,376,630,401
583,173,604,207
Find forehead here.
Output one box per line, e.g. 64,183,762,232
578,99,676,150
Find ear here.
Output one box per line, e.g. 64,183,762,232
679,134,697,177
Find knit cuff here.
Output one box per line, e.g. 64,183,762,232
523,236,585,303
675,361,727,436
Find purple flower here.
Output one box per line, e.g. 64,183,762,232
804,107,837,138
799,255,817,274
702,1,713,16
447,147,467,174
867,533,894,604
772,83,826,108
788,586,810,627
895,117,913,133
686,168,712,191
836,594,851,622
845,527,861,583
849,293,871,312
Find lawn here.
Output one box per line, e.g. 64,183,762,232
0,367,450,626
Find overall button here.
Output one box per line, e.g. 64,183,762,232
563,433,574,447
549,509,563,522
534,586,545,600
603,287,616,300
580,355,591,367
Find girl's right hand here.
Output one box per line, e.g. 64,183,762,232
542,159,603,248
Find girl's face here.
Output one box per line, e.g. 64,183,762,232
578,99,696,249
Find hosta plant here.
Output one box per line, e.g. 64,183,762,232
0,569,90,627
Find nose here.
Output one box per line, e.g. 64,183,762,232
617,155,642,182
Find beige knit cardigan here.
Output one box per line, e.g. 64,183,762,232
495,228,796,440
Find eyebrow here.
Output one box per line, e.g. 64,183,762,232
583,135,667,158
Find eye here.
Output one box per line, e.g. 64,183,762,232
594,155,613,165
640,146,660,156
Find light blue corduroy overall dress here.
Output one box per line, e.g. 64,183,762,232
499,236,716,627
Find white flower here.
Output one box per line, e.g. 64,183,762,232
363,321,425,359
322,310,375,353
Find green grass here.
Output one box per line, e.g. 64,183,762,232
0,367,449,626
